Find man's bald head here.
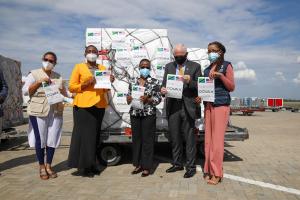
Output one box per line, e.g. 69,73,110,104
173,44,187,56
173,44,188,65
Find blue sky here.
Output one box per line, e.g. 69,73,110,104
0,0,300,99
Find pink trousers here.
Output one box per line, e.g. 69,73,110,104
204,103,230,177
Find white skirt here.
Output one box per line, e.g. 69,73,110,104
28,107,63,148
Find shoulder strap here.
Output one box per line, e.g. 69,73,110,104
31,68,48,81
223,61,231,68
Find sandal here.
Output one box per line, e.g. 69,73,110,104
203,174,211,182
46,168,58,178
40,168,49,180
208,176,222,185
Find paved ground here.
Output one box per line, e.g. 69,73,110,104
0,109,300,200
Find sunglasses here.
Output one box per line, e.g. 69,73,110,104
43,58,55,64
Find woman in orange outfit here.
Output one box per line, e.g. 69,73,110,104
198,41,235,185
68,45,115,177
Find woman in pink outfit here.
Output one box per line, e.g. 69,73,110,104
200,41,235,185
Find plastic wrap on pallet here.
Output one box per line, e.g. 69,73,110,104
0,55,24,129
187,48,210,72
86,28,208,131
87,28,172,131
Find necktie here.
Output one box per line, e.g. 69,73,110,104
179,65,184,76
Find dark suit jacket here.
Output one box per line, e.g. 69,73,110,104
162,60,202,119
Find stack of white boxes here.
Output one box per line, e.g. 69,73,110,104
86,28,210,131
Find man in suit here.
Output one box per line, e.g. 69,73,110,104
161,44,202,178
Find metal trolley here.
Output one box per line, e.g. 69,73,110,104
98,125,249,166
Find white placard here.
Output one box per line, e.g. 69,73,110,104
94,70,111,89
43,83,64,105
113,92,130,113
166,74,183,99
198,77,215,102
131,85,145,109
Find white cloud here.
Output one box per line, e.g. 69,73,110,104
274,71,286,81
1,0,300,98
293,73,300,85
234,61,256,82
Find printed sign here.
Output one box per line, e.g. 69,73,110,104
43,82,63,105
166,74,183,99
131,85,145,109
154,63,165,82
198,77,215,102
131,46,148,66
113,92,130,112
94,70,111,89
155,47,170,61
86,28,102,49
115,48,131,68
110,30,127,41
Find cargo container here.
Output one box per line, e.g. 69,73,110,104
267,98,283,112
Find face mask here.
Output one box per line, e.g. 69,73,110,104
174,55,187,65
86,53,98,62
139,68,150,78
208,52,220,63
42,61,54,70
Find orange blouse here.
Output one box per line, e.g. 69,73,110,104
69,63,108,108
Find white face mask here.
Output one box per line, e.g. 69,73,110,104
42,61,54,70
86,53,98,62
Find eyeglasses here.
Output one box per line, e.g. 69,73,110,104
43,58,55,64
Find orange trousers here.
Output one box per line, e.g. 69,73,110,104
204,103,230,177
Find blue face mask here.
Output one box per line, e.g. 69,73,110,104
208,52,220,63
139,68,150,78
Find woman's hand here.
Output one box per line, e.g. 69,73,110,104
126,95,132,104
140,95,150,104
183,75,190,83
28,77,51,97
210,71,223,79
160,87,167,95
110,74,115,83
39,77,51,84
81,77,96,90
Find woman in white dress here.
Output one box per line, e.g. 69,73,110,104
22,52,67,180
